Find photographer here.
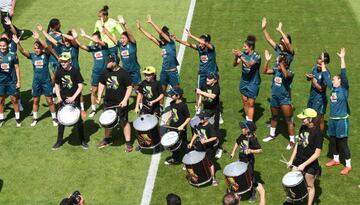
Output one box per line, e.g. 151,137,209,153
59,191,85,205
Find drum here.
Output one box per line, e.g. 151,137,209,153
57,104,80,126
161,131,182,152
282,171,308,201
133,114,160,149
182,151,212,187
223,161,252,195
99,109,118,129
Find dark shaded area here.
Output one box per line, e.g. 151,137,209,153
0,179,3,192
238,102,265,123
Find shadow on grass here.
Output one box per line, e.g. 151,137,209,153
238,102,265,123
5,89,32,122
0,179,3,192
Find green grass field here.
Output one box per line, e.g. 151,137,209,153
0,0,359,204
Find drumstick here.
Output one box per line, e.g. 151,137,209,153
163,125,180,130
279,159,298,169
104,104,122,110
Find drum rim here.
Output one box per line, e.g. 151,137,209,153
161,131,179,147
99,109,118,125
227,181,253,195
182,150,206,165
282,171,304,186
223,161,249,177
133,114,158,131
57,104,80,126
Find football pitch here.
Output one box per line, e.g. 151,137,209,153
0,0,360,204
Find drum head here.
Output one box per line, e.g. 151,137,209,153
182,150,206,165
133,114,158,131
223,161,248,177
161,131,179,147
57,105,80,125
99,109,117,125
282,171,304,186
190,116,200,128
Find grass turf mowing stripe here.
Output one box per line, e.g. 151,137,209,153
140,1,197,204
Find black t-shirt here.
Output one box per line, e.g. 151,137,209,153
201,83,220,111
55,67,84,101
138,79,163,107
100,68,131,105
236,134,261,163
195,122,218,150
295,125,323,165
169,100,190,128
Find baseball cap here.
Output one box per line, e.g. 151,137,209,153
297,108,318,119
143,66,156,74
198,109,213,120
59,52,71,61
207,72,219,80
167,87,184,96
240,121,257,132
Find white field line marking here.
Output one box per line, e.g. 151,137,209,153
139,0,197,205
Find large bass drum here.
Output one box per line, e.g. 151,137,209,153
133,114,160,149
223,161,252,195
282,171,308,201
182,151,212,187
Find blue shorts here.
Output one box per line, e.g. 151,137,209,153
198,73,207,88
160,70,179,87
328,118,349,138
32,80,53,96
0,83,17,96
307,98,327,115
270,94,292,107
91,73,102,86
127,69,142,85
239,81,259,99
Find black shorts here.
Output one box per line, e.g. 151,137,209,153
293,159,321,177
104,102,128,123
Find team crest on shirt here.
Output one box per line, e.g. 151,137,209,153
106,76,119,90
121,50,130,58
61,75,73,89
171,108,179,123
161,49,167,57
330,92,337,102
296,132,309,148
198,129,207,140
34,60,44,68
239,139,249,154
1,63,9,72
94,51,103,60
143,86,153,99
200,55,208,63
274,76,282,86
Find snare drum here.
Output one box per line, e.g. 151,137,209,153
99,109,118,129
133,114,161,149
57,104,80,126
223,161,252,195
182,151,212,187
282,171,308,201
161,131,182,152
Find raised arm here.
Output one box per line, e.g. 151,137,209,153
262,17,276,49
10,0,16,17
186,29,213,50
337,48,348,89
12,34,30,58
4,17,17,36
263,50,274,74
118,15,136,43
147,15,170,43
136,20,160,46
306,72,325,92
71,29,89,51
103,26,118,45
276,22,294,53
171,34,196,49
321,53,332,89
37,23,59,46
80,28,106,47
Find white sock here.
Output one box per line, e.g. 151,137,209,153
91,104,96,111
0,113,4,120
333,155,340,162
15,112,20,120
290,135,295,142
51,112,56,119
18,99,21,104
33,112,38,119
270,127,276,136
80,102,85,111
246,116,252,121
52,87,56,94
345,159,351,168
